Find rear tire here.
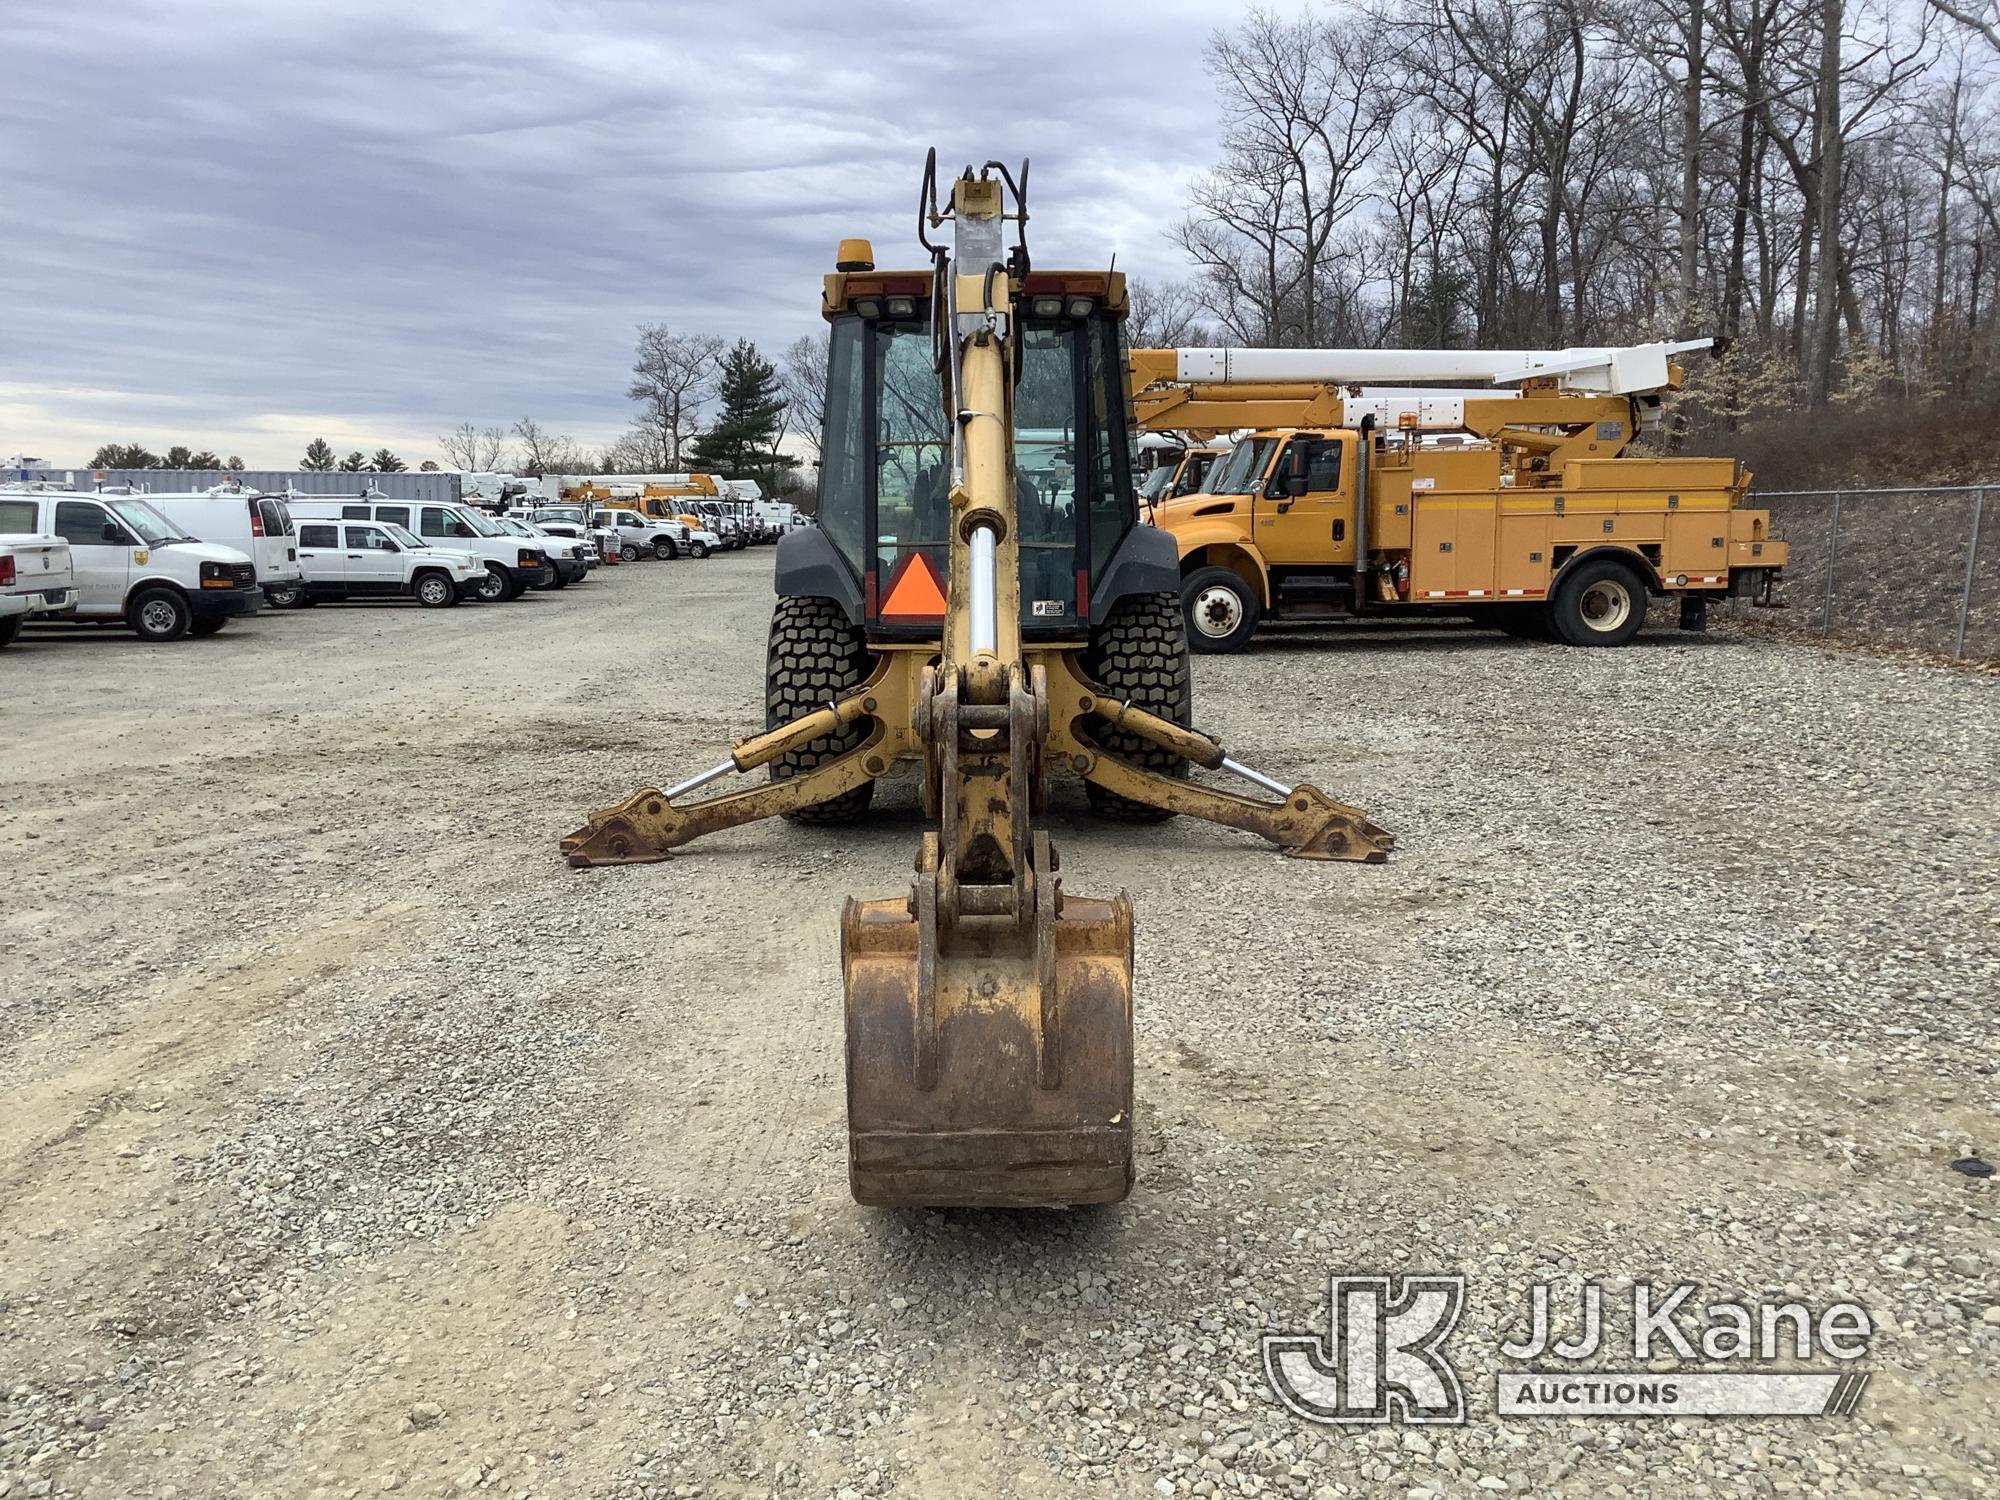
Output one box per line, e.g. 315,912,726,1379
475,565,510,603
1550,555,1648,647
1179,565,1260,654
265,582,306,609
620,543,641,562
766,596,876,824
1082,592,1193,823
0,617,21,649
653,537,679,560
128,586,192,642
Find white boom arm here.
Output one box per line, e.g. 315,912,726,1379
1167,339,1713,398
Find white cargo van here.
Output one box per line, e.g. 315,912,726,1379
0,522,77,647
289,498,553,601
144,486,303,606
0,488,259,640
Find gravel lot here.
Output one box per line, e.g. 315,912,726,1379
2,552,1995,1500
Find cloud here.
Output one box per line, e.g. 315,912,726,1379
2,0,1231,467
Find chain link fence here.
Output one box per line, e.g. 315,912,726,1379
1745,485,1995,661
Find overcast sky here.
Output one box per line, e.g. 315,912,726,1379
2,0,1237,469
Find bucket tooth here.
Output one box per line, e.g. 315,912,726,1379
841,888,1134,1209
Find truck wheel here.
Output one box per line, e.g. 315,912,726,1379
414,571,456,608
1180,565,1260,654
128,586,192,642
474,565,510,602
265,582,306,609
0,617,21,649
620,543,641,562
653,537,679,560
1083,592,1193,823
766,596,875,824
1550,556,1648,647
689,541,709,559
190,617,227,637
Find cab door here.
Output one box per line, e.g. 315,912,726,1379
342,524,405,594
51,499,133,616
1254,435,1352,567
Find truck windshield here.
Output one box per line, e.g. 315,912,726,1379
1138,467,1173,501
454,508,501,537
1174,451,1220,496
385,523,428,548
108,497,187,545
1207,438,1277,496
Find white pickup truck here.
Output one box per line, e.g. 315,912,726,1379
0,527,78,647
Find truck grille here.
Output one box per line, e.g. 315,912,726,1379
225,562,256,586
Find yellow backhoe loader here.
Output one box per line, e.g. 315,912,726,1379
563,155,1391,1208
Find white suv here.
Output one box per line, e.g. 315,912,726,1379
293,520,483,606
290,499,554,601
0,487,260,641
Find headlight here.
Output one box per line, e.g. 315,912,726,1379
199,561,238,588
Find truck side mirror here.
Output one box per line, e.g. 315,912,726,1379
101,522,125,542
1286,446,1310,499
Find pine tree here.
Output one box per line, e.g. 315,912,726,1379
89,442,157,469
186,451,221,469
225,456,247,470
417,460,439,472
338,451,369,473
159,445,194,469
301,439,336,471
371,448,407,472
689,339,799,488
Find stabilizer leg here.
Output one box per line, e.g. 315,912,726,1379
1075,750,1395,862
561,727,888,867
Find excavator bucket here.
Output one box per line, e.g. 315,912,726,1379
841,840,1135,1208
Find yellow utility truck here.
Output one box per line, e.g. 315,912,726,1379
1129,344,1786,651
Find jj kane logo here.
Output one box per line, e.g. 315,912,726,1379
1263,1276,1873,1424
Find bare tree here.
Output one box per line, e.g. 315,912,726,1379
1125,278,1215,348
780,334,831,461
1174,8,1398,345
628,325,723,470
512,417,588,478
437,421,507,471
1928,0,2000,50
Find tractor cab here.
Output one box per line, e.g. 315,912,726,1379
811,262,1140,642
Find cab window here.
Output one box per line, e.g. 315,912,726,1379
376,505,412,528
419,507,451,537
1265,438,1342,499
342,504,370,519
298,524,337,547
346,525,397,551
55,501,120,546
0,500,36,531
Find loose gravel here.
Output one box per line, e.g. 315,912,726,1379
0,556,1994,1500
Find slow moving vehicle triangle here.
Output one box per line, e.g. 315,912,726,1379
880,550,946,622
